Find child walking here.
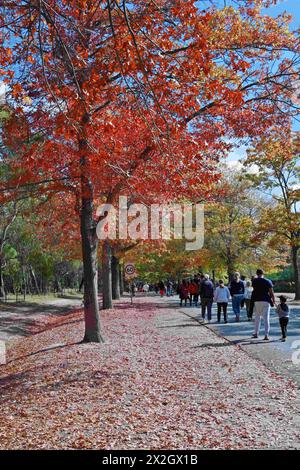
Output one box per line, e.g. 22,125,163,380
276,295,289,342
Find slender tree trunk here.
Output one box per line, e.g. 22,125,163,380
102,240,112,309
30,266,40,295
79,277,84,292
112,254,121,300
292,245,300,300
22,266,26,301
0,265,5,298
119,264,124,295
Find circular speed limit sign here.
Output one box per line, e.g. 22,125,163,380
125,263,136,277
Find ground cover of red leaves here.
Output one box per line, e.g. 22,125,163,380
0,297,299,449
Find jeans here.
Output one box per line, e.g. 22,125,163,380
232,294,244,318
217,303,228,322
279,317,289,338
201,298,213,320
254,301,270,336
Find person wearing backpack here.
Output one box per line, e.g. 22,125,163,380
200,274,214,322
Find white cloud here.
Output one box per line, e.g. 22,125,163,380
226,160,243,171
224,159,260,175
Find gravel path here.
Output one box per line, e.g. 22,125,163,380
0,295,299,449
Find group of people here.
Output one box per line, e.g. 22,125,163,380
155,280,174,297
175,270,290,342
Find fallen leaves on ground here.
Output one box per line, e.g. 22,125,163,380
0,297,299,449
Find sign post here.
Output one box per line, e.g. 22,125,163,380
124,263,137,304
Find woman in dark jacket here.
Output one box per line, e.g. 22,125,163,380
229,272,245,322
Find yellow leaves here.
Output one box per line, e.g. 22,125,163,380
22,96,32,105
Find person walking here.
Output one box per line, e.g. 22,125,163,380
244,281,253,321
200,274,214,322
166,280,173,297
276,295,290,342
158,280,165,297
252,268,275,341
229,272,245,322
240,275,247,309
198,274,205,307
214,280,231,323
188,280,199,307
178,280,189,307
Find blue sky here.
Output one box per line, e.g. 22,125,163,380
263,0,300,27
1,0,299,163
228,0,300,162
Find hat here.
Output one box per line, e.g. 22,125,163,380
278,295,287,302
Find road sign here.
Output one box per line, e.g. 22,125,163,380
124,263,136,277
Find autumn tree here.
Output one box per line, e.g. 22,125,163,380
203,172,287,280
1,1,300,342
244,132,300,299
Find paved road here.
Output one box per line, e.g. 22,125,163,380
163,296,300,386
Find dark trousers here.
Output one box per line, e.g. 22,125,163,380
193,294,199,305
248,299,254,320
201,298,213,320
279,317,289,338
245,299,252,319
217,303,228,322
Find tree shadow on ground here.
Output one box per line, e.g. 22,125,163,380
157,323,201,329
4,341,81,365
56,294,83,300
191,338,279,349
191,342,231,349
0,358,125,396
0,299,83,339
0,301,82,316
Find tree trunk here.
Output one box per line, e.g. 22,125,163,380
292,245,300,300
119,264,124,295
0,265,5,298
227,257,235,283
79,117,104,343
80,195,104,342
112,254,121,300
102,240,113,309
30,266,40,295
